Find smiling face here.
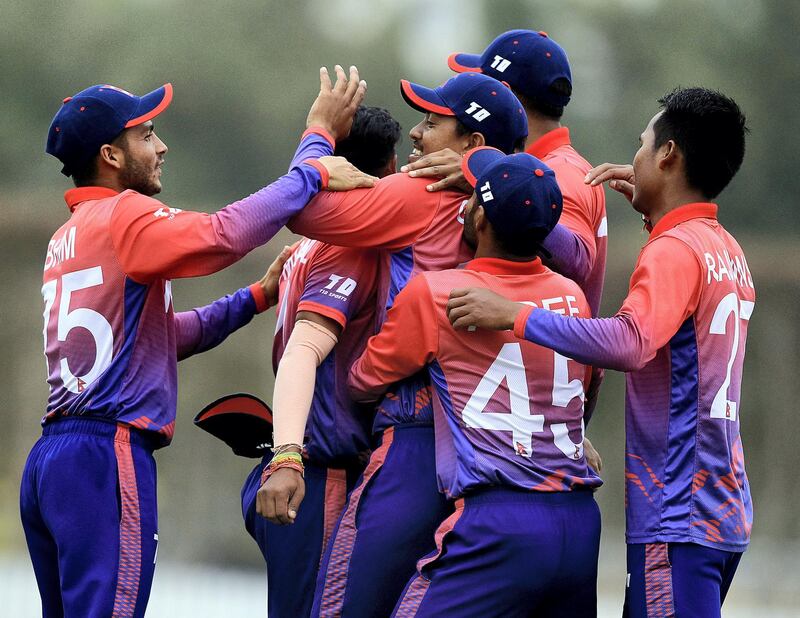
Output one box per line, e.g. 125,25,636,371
407,112,471,164
117,120,168,196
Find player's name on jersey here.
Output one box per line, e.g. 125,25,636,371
524,294,581,316
44,226,76,271
703,249,753,288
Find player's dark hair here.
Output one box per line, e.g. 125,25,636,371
515,78,572,120
71,130,128,187
71,158,99,187
490,226,546,259
654,87,747,199
455,119,526,154
335,106,402,177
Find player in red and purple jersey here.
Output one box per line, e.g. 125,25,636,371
347,148,601,617
237,107,401,618
285,73,530,618
20,68,372,617
447,88,753,618
403,28,608,457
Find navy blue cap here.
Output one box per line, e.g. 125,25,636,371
46,83,173,176
448,30,571,109
400,72,527,154
461,146,562,242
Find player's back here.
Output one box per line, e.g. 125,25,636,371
273,238,383,465
626,211,755,551
419,258,602,498
531,131,607,316
42,188,177,444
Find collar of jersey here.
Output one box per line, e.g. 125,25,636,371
525,127,571,159
649,202,718,239
465,256,545,276
64,186,120,212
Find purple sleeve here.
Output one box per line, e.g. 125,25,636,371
541,223,592,287
206,131,333,254
111,131,333,282
175,287,259,361
521,309,644,372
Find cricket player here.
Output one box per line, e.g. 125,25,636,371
20,67,371,617
240,106,402,618
405,29,608,430
348,148,601,617
446,87,753,618
282,72,528,617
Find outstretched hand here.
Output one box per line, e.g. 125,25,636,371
584,163,635,203
447,287,523,332
257,467,306,525
400,148,471,194
306,65,367,142
319,155,378,191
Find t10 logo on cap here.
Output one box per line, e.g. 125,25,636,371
465,102,491,121
490,55,512,72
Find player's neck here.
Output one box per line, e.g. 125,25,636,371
474,241,536,263
89,172,127,194
646,186,708,229
524,113,561,147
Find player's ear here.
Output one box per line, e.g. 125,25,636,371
658,139,679,171
98,143,123,171
474,204,488,231
467,132,486,150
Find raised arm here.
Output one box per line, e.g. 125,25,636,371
348,274,439,401
288,173,439,251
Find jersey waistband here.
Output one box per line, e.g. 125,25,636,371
42,417,160,451
463,485,596,505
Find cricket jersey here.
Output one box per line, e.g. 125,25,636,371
349,257,602,498
516,202,754,551
290,158,606,428
40,129,334,446
530,127,607,317
272,238,382,465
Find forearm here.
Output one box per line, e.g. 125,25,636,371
514,307,649,372
203,132,332,260
114,132,333,282
175,284,267,360
541,224,592,286
272,320,338,446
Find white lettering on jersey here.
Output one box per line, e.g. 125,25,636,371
457,199,468,225
479,181,494,202
164,280,172,312
541,296,581,317
153,207,182,220
321,274,357,300
44,226,76,271
490,55,512,72
597,216,608,238
464,102,491,122
703,249,754,288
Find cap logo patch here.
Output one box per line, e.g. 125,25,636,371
490,55,511,73
479,181,494,202
465,101,491,122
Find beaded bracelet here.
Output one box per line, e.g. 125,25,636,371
261,460,305,484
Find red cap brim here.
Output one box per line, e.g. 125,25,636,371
125,83,173,128
400,79,455,116
462,146,505,188
448,52,483,74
